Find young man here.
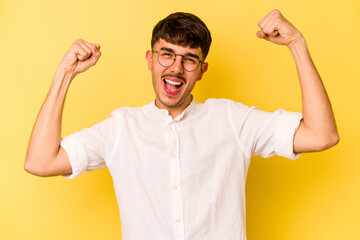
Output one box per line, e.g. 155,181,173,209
25,10,339,240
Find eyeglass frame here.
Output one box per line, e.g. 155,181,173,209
152,48,204,72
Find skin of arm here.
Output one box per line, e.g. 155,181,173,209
256,9,339,153
24,39,101,177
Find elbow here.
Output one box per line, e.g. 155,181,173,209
332,132,340,146
24,159,40,176
316,132,340,151
327,131,340,149
24,157,50,177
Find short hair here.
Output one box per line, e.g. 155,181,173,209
151,12,212,60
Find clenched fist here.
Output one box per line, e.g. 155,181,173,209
256,9,303,47
57,39,101,77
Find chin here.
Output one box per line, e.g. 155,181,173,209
158,94,185,108
160,98,181,108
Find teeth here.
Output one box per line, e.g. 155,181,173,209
165,79,182,86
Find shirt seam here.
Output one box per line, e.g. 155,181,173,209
227,103,253,161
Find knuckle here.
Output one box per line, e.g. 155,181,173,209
91,44,97,51
262,28,270,34
72,42,81,49
276,19,282,26
272,9,280,14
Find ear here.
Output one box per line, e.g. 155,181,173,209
197,62,208,81
146,50,153,71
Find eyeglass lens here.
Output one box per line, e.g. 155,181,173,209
157,50,200,72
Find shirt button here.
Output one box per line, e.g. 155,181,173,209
168,126,173,131
176,218,180,223
171,153,176,158
173,185,178,190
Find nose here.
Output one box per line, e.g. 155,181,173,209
168,55,184,73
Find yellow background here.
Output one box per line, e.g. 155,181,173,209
1,0,359,239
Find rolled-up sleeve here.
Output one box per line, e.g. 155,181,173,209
61,134,90,179
273,109,303,159
232,103,303,160
60,117,114,179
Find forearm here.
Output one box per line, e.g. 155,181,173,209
289,37,339,150
25,70,73,173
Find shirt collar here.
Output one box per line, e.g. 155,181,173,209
152,95,197,122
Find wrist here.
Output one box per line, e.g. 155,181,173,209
54,68,75,84
50,69,75,95
287,32,306,52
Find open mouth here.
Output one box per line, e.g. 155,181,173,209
163,78,184,95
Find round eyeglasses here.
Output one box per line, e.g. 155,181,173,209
153,50,203,72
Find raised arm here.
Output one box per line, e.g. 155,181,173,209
256,10,339,153
24,39,101,177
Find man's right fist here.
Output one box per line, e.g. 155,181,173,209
57,39,101,76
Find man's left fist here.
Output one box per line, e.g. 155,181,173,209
256,9,303,46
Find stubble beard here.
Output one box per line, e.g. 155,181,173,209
157,93,186,108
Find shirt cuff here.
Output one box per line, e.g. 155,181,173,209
60,134,88,179
274,110,303,160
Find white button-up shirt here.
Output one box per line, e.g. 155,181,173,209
61,98,302,240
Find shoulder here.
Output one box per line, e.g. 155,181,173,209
203,98,255,114
191,98,258,125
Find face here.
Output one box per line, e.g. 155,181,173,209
146,39,208,115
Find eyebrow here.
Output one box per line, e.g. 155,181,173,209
160,47,201,60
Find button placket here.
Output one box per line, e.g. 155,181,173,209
168,122,185,240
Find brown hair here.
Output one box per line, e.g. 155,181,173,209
151,12,212,60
